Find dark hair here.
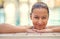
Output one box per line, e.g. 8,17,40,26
31,2,49,15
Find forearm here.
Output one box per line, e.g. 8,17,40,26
0,24,27,33
31,26,60,33
52,27,60,32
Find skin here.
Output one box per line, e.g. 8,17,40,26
0,7,60,33
0,24,27,33
30,8,48,30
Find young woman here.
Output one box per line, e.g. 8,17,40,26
0,2,60,33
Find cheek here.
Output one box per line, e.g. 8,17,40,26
43,19,48,25
32,19,38,25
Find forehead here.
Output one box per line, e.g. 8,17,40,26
32,8,48,16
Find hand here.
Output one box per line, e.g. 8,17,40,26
26,29,53,33
36,29,53,33
26,29,37,33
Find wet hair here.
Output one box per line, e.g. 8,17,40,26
30,2,49,15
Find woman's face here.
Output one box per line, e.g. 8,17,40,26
30,8,49,30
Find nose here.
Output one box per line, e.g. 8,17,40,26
38,19,42,24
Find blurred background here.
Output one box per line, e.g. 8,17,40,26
0,0,60,26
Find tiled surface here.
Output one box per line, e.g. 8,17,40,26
0,33,60,39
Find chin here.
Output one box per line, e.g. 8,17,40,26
37,26,46,30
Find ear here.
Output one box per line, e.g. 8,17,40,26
30,14,32,20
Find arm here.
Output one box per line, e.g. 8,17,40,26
35,26,60,33
51,26,60,32
0,23,28,33
46,26,60,32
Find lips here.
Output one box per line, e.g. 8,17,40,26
37,24,43,26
